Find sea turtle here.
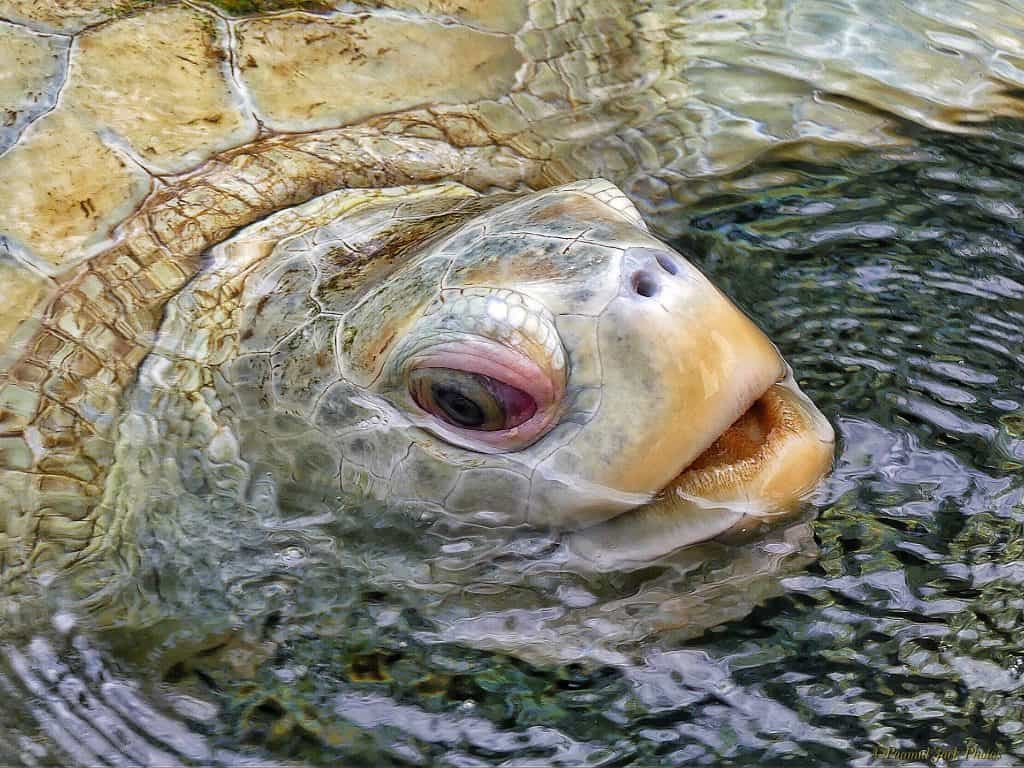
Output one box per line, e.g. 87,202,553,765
1,0,1021,620
3,1,1024,762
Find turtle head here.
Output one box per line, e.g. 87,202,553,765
334,179,834,551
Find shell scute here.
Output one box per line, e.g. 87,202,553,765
0,20,68,155
0,110,152,269
235,12,523,132
64,6,257,174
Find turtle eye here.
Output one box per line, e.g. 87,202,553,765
409,368,537,431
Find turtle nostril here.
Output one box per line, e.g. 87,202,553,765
655,253,679,275
632,271,659,298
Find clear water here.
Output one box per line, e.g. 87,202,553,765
3,124,1024,768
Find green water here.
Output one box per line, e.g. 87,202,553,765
3,122,1023,767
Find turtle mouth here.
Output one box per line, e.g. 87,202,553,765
565,371,834,568
661,371,835,506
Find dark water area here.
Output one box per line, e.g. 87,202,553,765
3,121,1024,767
670,121,1024,764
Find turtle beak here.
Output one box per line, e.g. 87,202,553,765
566,368,834,567
664,366,835,511
524,239,834,546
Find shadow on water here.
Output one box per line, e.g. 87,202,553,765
3,121,1024,767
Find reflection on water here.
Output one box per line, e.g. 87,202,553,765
2,0,1024,764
